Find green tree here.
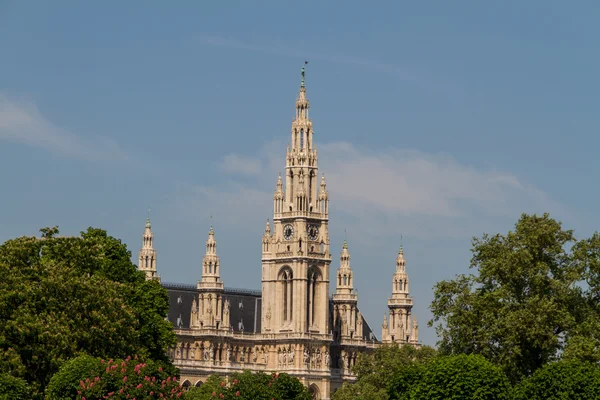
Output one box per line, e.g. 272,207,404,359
45,354,181,400
0,373,31,400
429,213,600,381
332,345,436,400
182,371,312,400
407,354,511,400
0,227,176,397
513,360,600,400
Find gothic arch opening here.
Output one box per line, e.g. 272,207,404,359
308,383,321,400
194,380,203,387
182,380,191,390
278,266,293,324
306,265,322,330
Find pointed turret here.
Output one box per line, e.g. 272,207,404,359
138,210,159,281
332,240,360,341
273,174,285,216
383,244,416,345
198,225,224,289
262,219,272,255
318,174,329,215
195,224,226,331
335,239,354,295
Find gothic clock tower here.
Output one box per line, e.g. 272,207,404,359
261,64,331,336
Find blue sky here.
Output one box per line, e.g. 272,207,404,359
1,1,599,346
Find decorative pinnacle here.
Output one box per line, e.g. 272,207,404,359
301,60,308,88
343,229,348,249
399,234,404,254
146,207,151,228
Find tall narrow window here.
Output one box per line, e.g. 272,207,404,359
300,129,304,149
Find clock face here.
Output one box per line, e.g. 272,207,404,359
308,224,319,240
283,224,294,241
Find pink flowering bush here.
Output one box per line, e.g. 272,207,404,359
183,371,311,400
46,354,184,399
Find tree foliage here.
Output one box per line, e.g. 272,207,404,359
0,373,31,400
45,354,182,400
407,354,511,400
332,344,436,400
429,213,600,381
0,227,176,397
183,371,312,400
513,360,600,400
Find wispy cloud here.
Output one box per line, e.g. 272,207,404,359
172,138,567,240
198,35,420,84
218,153,263,176
0,93,128,162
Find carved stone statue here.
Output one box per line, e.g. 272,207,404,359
190,346,196,359
209,343,214,360
175,345,181,359
316,349,322,367
339,354,346,369
224,299,230,314
240,348,246,362
303,348,310,364
278,350,283,366
226,347,232,361
288,348,294,365
324,351,330,367
252,347,258,363
203,346,209,361
262,349,267,364
283,350,287,366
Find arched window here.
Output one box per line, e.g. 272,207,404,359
145,256,149,268
279,267,293,322
300,128,304,149
307,266,320,329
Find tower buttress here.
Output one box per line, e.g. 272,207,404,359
138,212,159,282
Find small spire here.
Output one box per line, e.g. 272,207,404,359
343,229,348,249
146,207,151,228
264,218,271,234
399,235,403,255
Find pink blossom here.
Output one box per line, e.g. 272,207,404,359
236,390,240,396
212,392,216,397
123,376,128,382
221,381,225,387
158,367,163,372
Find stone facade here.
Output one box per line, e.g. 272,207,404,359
138,67,420,400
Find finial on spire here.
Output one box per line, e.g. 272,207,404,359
343,229,348,248
146,207,151,228
209,214,215,235
301,61,308,88
399,234,404,254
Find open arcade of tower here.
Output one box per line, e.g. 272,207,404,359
137,67,420,400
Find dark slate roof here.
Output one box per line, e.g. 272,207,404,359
162,282,376,341
162,282,262,333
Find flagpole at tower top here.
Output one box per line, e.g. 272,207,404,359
301,60,308,88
